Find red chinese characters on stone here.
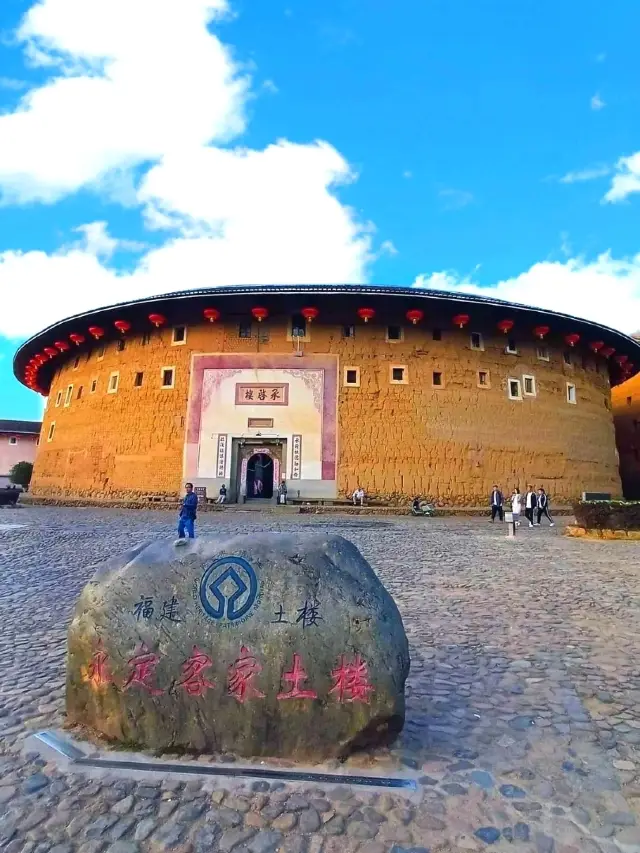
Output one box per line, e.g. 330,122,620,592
123,643,163,695
329,654,374,704
277,653,318,700
228,646,266,703
85,640,112,688
177,646,215,697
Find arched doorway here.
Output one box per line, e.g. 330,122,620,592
246,453,274,499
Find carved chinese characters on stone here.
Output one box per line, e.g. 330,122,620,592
123,643,163,695
84,641,374,704
228,646,265,703
177,646,215,697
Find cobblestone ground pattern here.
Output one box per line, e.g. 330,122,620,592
1,508,640,853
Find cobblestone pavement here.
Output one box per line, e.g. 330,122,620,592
1,507,640,853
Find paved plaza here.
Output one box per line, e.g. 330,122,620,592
1,508,640,853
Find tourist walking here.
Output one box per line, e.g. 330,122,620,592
511,488,522,526
217,484,227,504
536,488,555,526
352,486,365,506
176,482,198,543
490,485,504,522
524,485,538,527
278,479,288,505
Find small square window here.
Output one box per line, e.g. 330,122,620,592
563,351,572,366
47,422,55,442
477,370,490,388
97,345,105,360
116,338,126,352
432,371,443,387
390,365,407,384
291,315,307,338
506,338,518,355
523,374,536,396
8,436,17,445
161,367,175,388
108,372,119,394
343,367,360,387
627,396,633,406
508,378,522,400
134,371,144,388
386,325,403,342
470,332,484,351
64,384,73,407
76,385,83,400
342,325,355,339
73,356,80,369
536,346,549,361
90,379,97,393
141,332,152,346
55,391,62,407
432,328,442,341
567,382,577,404
172,325,187,345
239,322,252,339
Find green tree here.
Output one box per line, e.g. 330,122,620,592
9,461,33,488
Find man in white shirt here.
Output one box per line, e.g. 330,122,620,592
352,487,365,506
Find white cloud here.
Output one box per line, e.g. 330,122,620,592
0,0,376,338
591,92,606,111
604,152,640,203
438,188,474,210
0,0,248,204
560,164,610,183
413,252,640,336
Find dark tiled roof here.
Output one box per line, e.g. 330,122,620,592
0,419,42,435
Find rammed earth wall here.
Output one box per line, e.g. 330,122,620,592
32,319,621,504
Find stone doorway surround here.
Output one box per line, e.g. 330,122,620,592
236,440,284,503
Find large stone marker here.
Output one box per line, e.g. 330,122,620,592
67,533,410,759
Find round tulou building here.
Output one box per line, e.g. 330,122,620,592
14,285,640,506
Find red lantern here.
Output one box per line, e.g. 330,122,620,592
251,306,269,323
55,340,70,352
44,346,57,357
149,313,167,328
497,319,514,335
406,309,424,325
452,313,470,329
589,341,604,353
35,354,46,365
88,326,105,340
533,325,550,339
615,354,629,366
357,307,375,323
601,346,615,358
114,319,131,334
565,333,580,347
301,307,319,323
69,333,85,346
203,308,220,323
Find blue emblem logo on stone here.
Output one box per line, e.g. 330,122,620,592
198,556,259,623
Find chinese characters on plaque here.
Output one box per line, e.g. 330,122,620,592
235,383,289,406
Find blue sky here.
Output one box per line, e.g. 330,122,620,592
1,0,640,421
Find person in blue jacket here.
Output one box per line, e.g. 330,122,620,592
176,482,198,542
